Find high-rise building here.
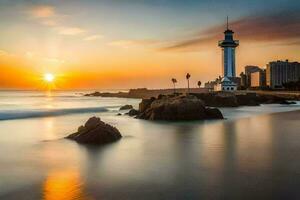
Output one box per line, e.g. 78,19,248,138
250,70,266,88
244,65,261,87
266,60,300,88
218,18,239,78
245,65,261,75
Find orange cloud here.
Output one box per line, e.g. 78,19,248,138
30,5,56,18
28,5,89,38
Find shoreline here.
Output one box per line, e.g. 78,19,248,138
84,89,300,109
84,88,300,100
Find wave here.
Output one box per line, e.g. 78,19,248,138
0,107,109,121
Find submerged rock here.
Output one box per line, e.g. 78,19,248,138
66,116,122,145
119,104,133,110
137,95,223,121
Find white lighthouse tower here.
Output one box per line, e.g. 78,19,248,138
218,17,239,77
217,17,239,91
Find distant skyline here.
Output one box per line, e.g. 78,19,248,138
0,0,300,89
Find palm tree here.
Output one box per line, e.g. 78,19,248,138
197,81,202,88
171,78,177,94
186,73,191,95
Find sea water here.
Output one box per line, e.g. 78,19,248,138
0,90,300,199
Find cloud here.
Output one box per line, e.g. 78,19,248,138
0,50,14,57
27,5,89,37
57,27,86,35
161,9,300,51
24,51,66,64
28,5,59,27
0,50,8,56
25,51,35,59
108,39,159,48
29,5,56,18
83,34,103,41
41,19,57,26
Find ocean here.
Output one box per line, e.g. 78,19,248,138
0,90,300,199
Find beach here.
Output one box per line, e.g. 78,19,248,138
0,91,300,199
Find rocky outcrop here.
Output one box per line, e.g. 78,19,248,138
84,91,101,97
137,95,223,121
139,97,156,113
205,108,224,119
127,109,140,116
84,90,298,108
256,94,296,104
213,92,239,107
236,93,260,106
192,92,239,107
119,104,133,110
279,100,296,105
66,117,122,145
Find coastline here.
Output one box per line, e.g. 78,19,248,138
84,88,300,100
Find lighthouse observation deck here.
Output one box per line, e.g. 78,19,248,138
218,40,239,47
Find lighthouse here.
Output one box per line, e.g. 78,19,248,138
218,17,239,78
214,17,239,91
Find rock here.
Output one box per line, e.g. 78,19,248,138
279,100,296,105
192,92,238,107
84,116,100,130
213,92,239,107
84,91,101,96
137,95,223,121
120,104,133,110
127,109,140,116
117,113,122,116
236,93,260,106
66,116,122,145
257,94,290,104
157,94,166,99
77,125,86,133
139,97,155,113
247,100,260,106
205,108,224,119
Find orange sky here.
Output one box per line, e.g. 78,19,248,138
0,2,299,90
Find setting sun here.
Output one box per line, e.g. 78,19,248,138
44,73,55,83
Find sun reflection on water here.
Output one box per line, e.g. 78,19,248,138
43,169,90,200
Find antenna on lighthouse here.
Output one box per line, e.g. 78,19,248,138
226,16,229,30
